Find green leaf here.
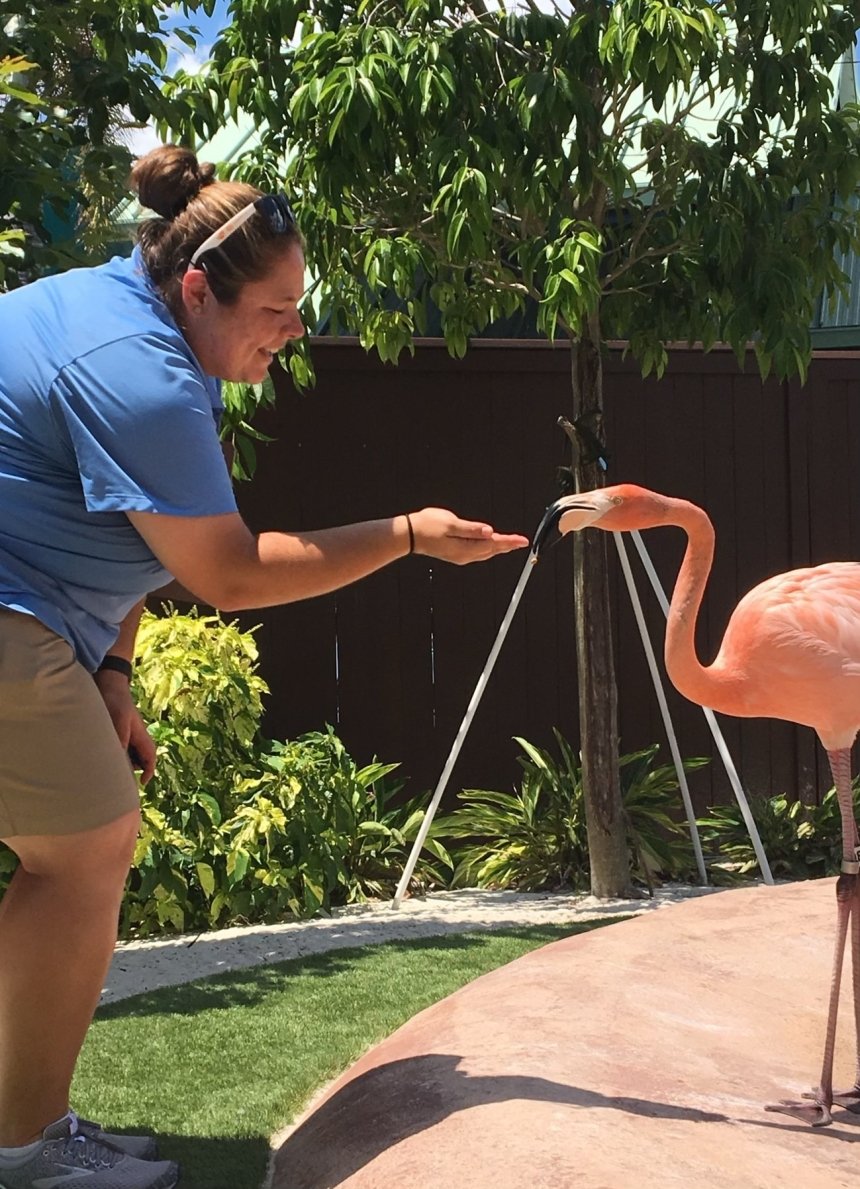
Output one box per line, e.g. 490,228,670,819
194,792,222,826
357,821,392,836
0,82,44,104
227,848,249,882
195,862,216,898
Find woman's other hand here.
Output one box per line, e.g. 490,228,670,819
93,669,157,783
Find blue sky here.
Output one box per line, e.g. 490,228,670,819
162,0,231,71
183,0,230,43
127,1,231,153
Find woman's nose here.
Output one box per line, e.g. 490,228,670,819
284,311,305,340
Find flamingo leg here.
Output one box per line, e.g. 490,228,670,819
830,878,860,1110
765,877,853,1125
765,747,860,1126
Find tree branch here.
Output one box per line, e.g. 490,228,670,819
602,238,685,288
624,81,724,177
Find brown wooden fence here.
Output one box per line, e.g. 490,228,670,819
230,341,860,815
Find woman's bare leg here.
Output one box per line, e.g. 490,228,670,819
0,808,139,1146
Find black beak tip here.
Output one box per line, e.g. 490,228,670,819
531,501,567,559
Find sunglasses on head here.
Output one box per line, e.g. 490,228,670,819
189,193,297,269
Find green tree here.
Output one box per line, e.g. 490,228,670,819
0,0,211,285
165,0,860,896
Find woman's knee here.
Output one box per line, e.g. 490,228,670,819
4,808,141,885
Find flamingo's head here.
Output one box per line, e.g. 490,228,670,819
531,484,666,557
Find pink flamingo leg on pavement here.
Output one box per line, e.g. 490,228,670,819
841,886,860,1108
766,748,860,1124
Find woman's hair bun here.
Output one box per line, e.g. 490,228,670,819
129,145,217,219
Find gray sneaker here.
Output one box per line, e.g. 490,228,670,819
72,1112,158,1161
0,1114,178,1188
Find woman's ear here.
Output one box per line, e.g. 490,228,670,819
180,266,210,316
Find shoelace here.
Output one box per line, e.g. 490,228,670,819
59,1114,123,1169
69,1111,109,1141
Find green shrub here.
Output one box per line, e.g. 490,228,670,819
133,605,267,789
697,783,860,882
123,607,268,936
224,733,451,921
436,732,705,892
436,731,589,891
122,608,449,938
621,745,709,889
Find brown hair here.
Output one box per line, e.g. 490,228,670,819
129,145,301,316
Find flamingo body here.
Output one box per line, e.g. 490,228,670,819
710,562,860,750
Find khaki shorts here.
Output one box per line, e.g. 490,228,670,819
0,608,140,838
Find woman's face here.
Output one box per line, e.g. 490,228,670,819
183,240,306,382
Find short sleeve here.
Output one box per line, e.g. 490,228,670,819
50,333,238,517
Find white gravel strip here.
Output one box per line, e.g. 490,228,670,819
102,884,719,1004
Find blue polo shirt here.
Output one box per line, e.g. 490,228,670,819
0,249,238,671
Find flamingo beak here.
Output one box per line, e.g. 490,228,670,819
558,494,614,532
531,493,614,560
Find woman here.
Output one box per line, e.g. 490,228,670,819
0,145,528,1188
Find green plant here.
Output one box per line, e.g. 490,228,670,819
342,775,452,900
436,732,703,892
436,731,589,891
223,730,451,921
125,607,270,936
697,782,860,882
0,3,207,286
220,375,278,482
134,605,268,783
122,608,448,937
621,745,708,889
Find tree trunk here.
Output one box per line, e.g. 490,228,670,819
570,318,631,897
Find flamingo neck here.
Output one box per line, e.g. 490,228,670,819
661,497,721,708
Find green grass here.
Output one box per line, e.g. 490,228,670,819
73,920,622,1189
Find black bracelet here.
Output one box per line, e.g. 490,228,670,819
405,513,415,555
97,655,133,680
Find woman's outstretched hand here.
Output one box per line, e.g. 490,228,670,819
408,508,530,564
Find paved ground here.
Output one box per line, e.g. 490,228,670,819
271,880,860,1189
102,883,715,1003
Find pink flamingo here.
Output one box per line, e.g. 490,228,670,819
543,482,860,1126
